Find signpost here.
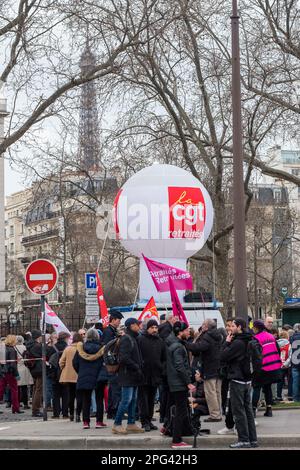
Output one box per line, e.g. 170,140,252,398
85,273,99,324
25,259,58,422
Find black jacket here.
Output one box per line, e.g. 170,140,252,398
192,379,209,416
5,346,18,377
73,341,104,390
166,332,191,392
158,321,173,341
102,324,118,346
26,340,44,379
117,329,143,387
220,332,253,382
48,340,68,383
137,332,166,387
185,327,223,380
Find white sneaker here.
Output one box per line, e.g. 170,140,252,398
255,420,258,426
217,426,235,435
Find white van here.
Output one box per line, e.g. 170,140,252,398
115,301,225,330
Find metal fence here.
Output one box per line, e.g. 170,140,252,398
0,307,88,337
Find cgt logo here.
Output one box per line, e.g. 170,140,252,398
168,187,206,239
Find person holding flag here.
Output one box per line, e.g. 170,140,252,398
137,319,166,432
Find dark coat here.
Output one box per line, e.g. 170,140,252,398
72,341,104,390
158,321,173,341
5,346,18,377
166,332,191,392
26,340,43,379
186,327,223,380
192,379,209,416
48,340,68,383
220,332,253,382
117,329,143,387
102,324,118,346
137,332,166,387
97,324,119,383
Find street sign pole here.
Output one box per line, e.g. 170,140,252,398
41,294,47,422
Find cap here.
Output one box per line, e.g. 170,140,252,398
110,310,124,320
147,319,159,329
32,330,42,341
125,318,140,328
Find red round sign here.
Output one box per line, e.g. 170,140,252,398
25,259,58,295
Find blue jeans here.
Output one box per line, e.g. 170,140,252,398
114,386,138,426
292,368,300,401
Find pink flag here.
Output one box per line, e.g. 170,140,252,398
169,277,189,326
142,254,193,292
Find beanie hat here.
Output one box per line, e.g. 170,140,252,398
173,321,189,336
253,320,265,330
146,319,159,329
32,330,42,341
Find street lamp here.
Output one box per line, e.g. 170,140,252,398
231,1,248,320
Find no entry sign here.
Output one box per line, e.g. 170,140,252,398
25,259,58,295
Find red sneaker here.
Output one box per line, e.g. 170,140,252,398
171,442,192,449
83,422,90,429
95,422,107,428
160,427,166,435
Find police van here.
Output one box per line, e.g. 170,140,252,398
110,300,225,330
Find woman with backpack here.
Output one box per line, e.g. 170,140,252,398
72,328,105,429
0,335,23,414
49,331,70,419
59,332,82,422
15,336,33,409
251,320,282,418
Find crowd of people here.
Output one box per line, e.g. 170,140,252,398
0,312,300,449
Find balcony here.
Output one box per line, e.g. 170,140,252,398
22,229,59,246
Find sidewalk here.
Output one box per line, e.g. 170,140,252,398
0,409,299,449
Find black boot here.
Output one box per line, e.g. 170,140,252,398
264,406,272,417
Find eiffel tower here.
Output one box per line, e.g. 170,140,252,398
78,41,100,171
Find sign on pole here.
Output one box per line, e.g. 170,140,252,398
25,259,58,422
25,259,58,295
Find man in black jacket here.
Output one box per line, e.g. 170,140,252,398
220,318,258,449
112,318,145,435
166,321,195,449
137,319,166,431
100,311,124,419
26,330,44,417
49,331,70,419
186,318,223,422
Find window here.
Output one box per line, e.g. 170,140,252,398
9,226,14,236
274,189,281,203
291,169,300,176
10,243,14,253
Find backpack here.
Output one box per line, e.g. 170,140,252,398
103,335,134,373
246,339,263,376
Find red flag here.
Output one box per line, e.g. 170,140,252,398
95,272,109,328
138,297,159,322
142,254,193,292
169,277,189,326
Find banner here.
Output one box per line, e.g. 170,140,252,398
138,297,159,322
44,303,71,335
96,271,109,328
142,254,193,292
169,278,189,326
